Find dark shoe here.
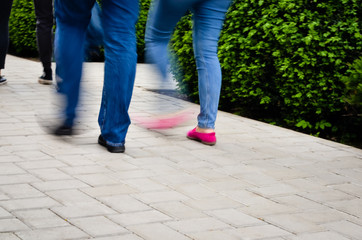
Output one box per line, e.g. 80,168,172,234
0,76,7,85
98,135,125,153
38,72,53,85
53,124,73,136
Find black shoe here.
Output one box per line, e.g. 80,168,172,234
98,135,125,153
53,124,73,136
38,72,53,85
0,76,7,85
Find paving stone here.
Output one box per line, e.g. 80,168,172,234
132,190,189,204
0,163,26,175
283,178,327,193
0,218,30,232
13,150,51,160
128,223,191,240
0,206,12,218
69,216,128,237
322,221,362,240
51,203,116,219
151,201,206,219
150,172,205,186
175,183,219,199
287,231,350,240
109,169,158,180
121,178,168,192
201,178,253,191
98,195,151,213
225,224,292,239
300,190,355,203
80,184,137,197
165,217,231,233
272,195,330,211
0,197,60,211
109,210,172,226
92,234,144,240
183,197,246,211
13,209,69,229
248,183,299,197
0,233,21,240
0,174,40,185
290,209,351,224
60,165,111,175
0,184,44,199
16,160,67,170
326,198,362,217
240,199,298,217
74,173,120,186
28,168,73,181
263,214,324,234
15,226,89,240
186,230,241,240
31,179,90,191
332,183,362,198
47,189,103,206
220,189,271,206
206,208,264,227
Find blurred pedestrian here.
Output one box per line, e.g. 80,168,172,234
0,0,13,85
145,0,232,145
53,0,139,153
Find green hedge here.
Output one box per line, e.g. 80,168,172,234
8,0,151,61
8,0,37,56
170,0,362,142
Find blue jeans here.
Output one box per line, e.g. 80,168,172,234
54,0,139,146
145,0,231,129
84,2,104,61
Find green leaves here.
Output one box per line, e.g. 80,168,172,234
9,0,37,56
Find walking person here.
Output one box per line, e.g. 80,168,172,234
145,0,232,145
0,0,13,85
33,0,54,85
53,0,139,153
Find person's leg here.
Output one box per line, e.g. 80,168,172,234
0,0,13,82
192,0,231,130
84,2,104,62
33,0,53,83
97,0,139,148
54,0,95,130
145,0,197,79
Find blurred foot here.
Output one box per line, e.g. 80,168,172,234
0,76,7,85
53,124,73,136
133,108,193,129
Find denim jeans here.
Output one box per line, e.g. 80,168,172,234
145,0,232,129
54,0,139,146
84,2,104,61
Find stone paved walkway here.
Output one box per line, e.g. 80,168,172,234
1,55,362,240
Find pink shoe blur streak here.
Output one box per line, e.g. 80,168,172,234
133,109,193,129
187,128,216,145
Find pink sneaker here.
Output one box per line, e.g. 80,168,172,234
187,128,216,145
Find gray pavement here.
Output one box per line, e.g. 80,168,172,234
1,54,362,240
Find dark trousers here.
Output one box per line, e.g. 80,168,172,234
33,0,53,73
0,0,13,69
